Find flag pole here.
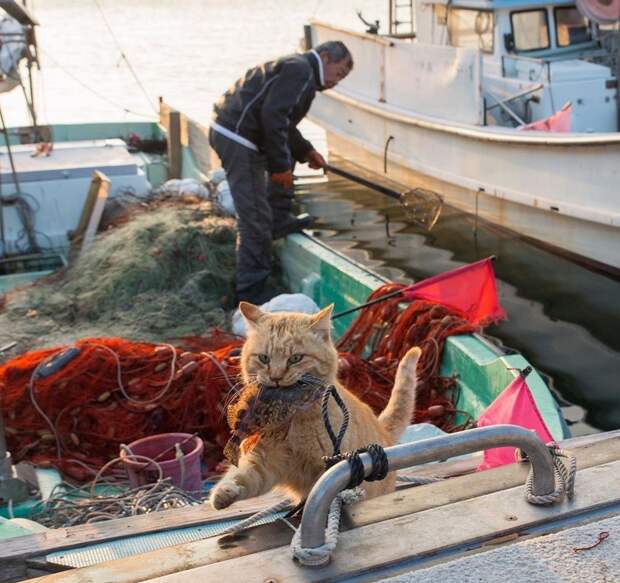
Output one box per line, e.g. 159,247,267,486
331,286,405,320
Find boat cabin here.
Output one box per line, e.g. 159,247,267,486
410,0,618,130
414,0,604,59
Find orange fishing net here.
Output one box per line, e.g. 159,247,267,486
0,285,478,481
336,284,477,431
0,336,243,481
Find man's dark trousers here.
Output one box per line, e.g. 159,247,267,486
209,129,293,302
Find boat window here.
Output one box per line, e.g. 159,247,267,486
447,8,494,53
510,9,550,51
555,7,592,46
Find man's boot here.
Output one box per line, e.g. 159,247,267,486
272,213,314,240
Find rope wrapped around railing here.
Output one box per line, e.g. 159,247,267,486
291,426,577,568
290,487,365,567
524,445,576,505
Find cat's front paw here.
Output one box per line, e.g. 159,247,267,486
210,480,241,510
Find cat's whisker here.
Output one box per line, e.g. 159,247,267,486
223,384,244,410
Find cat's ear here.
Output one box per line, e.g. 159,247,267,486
238,302,264,332
309,304,333,339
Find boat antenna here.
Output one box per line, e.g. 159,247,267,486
356,10,380,34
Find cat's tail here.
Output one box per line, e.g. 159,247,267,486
378,346,422,441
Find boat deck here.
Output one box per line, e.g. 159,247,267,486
3,431,618,582
377,513,619,583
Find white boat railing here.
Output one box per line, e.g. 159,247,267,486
501,54,550,82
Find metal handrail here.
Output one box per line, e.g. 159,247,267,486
299,424,556,550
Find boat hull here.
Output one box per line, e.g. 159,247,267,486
309,92,620,274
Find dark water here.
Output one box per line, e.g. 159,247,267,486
298,175,620,437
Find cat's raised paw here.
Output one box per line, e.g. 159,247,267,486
402,346,422,367
210,481,241,510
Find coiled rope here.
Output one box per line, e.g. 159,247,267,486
524,445,576,505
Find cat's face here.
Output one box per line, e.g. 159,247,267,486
239,303,338,388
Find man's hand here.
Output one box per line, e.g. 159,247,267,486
271,170,294,189
306,150,327,170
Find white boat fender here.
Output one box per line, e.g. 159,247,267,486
158,178,210,199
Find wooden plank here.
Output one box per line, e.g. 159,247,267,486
68,171,110,258
146,460,620,582
24,519,298,583
167,110,182,180
79,172,110,255
159,100,189,180
17,435,620,583
158,100,172,132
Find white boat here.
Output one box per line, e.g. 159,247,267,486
305,0,620,274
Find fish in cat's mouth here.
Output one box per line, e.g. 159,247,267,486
223,373,329,465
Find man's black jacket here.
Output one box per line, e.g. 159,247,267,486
212,51,321,173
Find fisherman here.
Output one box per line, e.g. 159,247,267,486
209,41,354,305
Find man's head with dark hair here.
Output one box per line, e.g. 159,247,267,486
314,40,353,89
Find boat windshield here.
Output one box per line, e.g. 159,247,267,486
554,6,592,46
511,9,550,51
447,8,494,53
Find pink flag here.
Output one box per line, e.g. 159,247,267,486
400,257,507,326
520,102,572,132
476,369,554,471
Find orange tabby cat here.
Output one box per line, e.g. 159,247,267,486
210,301,421,510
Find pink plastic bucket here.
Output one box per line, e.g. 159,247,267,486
120,433,204,492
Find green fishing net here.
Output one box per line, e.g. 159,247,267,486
0,199,238,351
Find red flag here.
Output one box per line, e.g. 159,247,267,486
476,369,554,470
400,257,506,325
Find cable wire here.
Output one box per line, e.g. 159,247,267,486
38,47,155,119
92,0,158,115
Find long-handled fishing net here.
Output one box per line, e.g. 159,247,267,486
325,163,443,231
